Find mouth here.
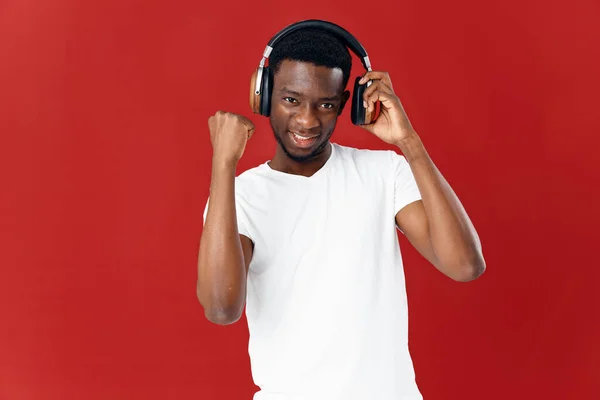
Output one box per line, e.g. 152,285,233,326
288,131,319,149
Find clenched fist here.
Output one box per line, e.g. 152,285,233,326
208,111,255,165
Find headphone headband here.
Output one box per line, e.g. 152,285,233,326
250,19,376,125
254,19,372,96
266,20,371,69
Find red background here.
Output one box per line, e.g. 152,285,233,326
1,0,599,399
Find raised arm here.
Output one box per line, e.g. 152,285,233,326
394,134,485,282
197,111,256,325
359,71,485,282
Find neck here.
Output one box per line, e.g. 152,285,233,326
269,142,332,177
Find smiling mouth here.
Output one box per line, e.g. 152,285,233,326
290,131,318,140
288,130,320,149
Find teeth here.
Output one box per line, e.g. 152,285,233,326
291,131,316,141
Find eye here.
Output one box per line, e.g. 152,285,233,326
320,103,334,109
283,97,298,104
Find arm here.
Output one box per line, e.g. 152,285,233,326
197,111,256,325
394,133,485,282
197,159,254,325
359,71,485,282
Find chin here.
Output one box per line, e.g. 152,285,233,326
279,131,329,162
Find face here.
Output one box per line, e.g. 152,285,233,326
269,60,350,162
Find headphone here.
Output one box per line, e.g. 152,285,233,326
249,19,376,126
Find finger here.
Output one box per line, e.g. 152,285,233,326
237,115,256,137
237,115,255,130
366,90,398,113
359,71,392,87
246,124,255,139
358,71,393,90
359,116,379,133
362,80,394,108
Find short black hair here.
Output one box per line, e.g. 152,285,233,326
268,28,353,90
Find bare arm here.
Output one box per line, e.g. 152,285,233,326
395,133,485,282
197,111,255,325
358,70,485,282
197,160,254,325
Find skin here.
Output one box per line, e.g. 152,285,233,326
267,60,350,176
198,59,486,325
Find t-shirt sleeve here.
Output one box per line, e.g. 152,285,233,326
202,189,253,240
392,151,422,215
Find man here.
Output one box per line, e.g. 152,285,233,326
197,26,485,400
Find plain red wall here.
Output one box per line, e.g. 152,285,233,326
1,0,599,399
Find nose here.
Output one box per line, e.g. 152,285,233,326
294,104,320,131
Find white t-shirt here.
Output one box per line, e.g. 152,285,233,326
204,143,423,400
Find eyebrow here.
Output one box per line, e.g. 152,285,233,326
279,87,340,101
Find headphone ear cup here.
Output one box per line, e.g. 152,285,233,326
259,67,273,117
249,69,261,114
351,76,366,125
351,76,377,125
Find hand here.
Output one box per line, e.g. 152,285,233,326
208,111,255,165
358,71,416,146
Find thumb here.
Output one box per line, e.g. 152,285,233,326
244,121,256,139
238,115,256,138
359,121,376,134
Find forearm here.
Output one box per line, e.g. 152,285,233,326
197,159,247,323
397,132,485,280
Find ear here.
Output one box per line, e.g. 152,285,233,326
338,90,351,116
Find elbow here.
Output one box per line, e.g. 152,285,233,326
196,283,243,325
204,307,243,325
452,256,486,282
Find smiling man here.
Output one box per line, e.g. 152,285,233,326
268,58,348,168
197,22,486,400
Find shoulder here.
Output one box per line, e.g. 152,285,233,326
233,162,271,199
203,163,268,220
235,163,267,183
332,143,405,170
